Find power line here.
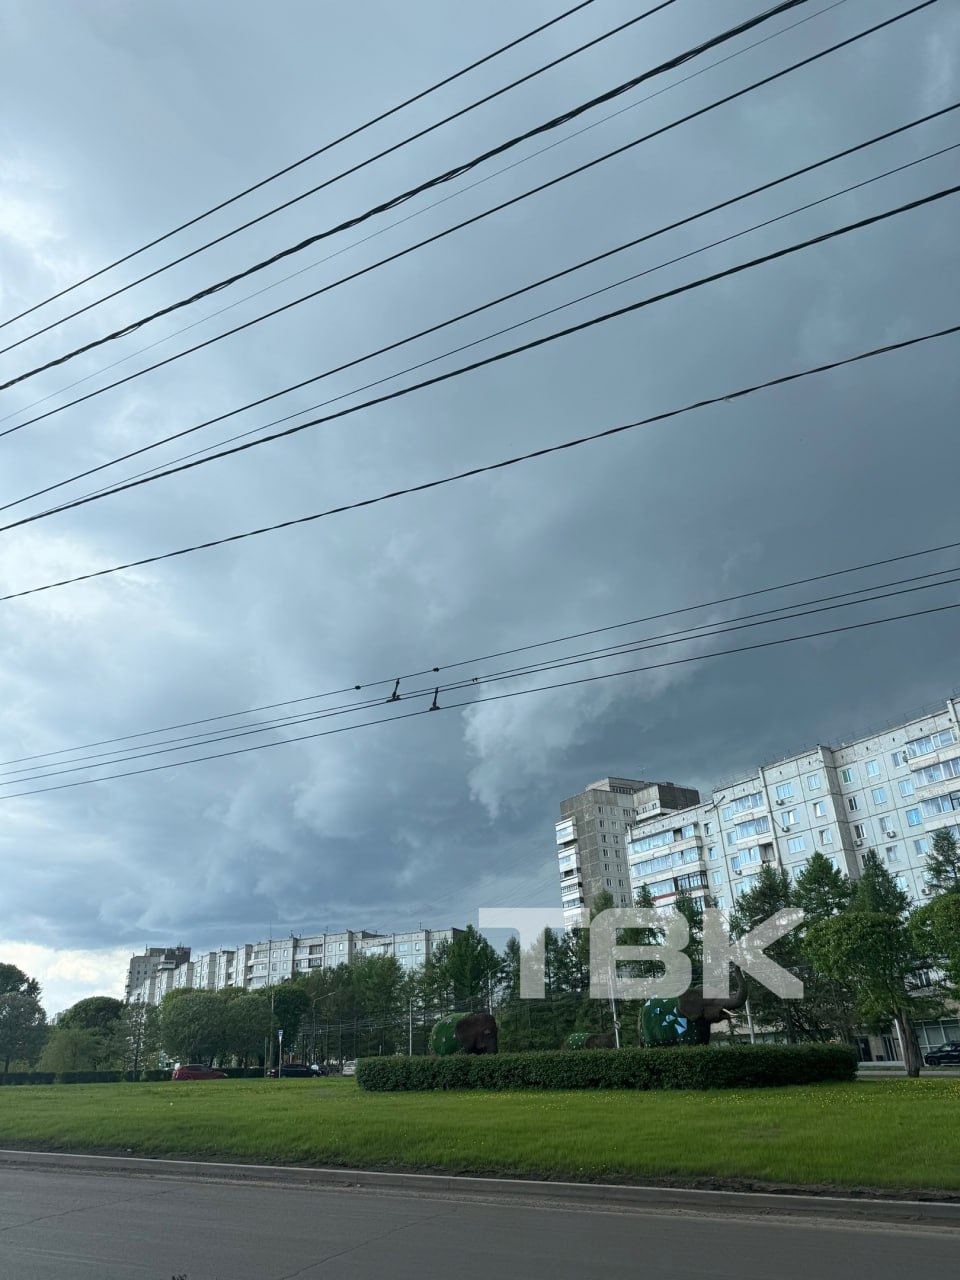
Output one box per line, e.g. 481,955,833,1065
5,595,959,800
0,0,852,435
9,104,954,520
0,1,825,387
1,314,957,606
6,530,960,773
0,0,600,335
6,562,960,785
0,6,676,364
4,183,957,541
2,0,923,438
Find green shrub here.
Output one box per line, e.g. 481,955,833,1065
141,1069,172,1082
356,1044,857,1092
0,1072,56,1086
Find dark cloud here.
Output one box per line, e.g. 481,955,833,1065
0,0,958,1003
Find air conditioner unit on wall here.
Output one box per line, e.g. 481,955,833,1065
776,798,784,805
885,830,896,838
922,887,932,895
854,839,863,848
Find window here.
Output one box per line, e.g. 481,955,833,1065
776,782,794,800
905,728,957,758
891,750,908,767
708,846,718,860
597,806,604,814
907,807,922,827
732,815,771,841
853,823,866,840
721,793,764,820
813,800,827,818
840,767,855,784
819,828,834,845
681,824,696,840
605,878,612,888
787,835,806,854
618,879,625,887
631,830,674,854
415,942,423,952
922,793,960,817
899,778,914,798
715,895,728,909
848,796,861,812
604,863,610,872
704,821,713,835
397,943,409,954
912,756,960,786
806,772,822,791
602,834,608,844
865,760,880,778
885,846,900,863
712,870,724,885
782,809,799,827
913,837,931,856
599,819,605,828
894,875,909,891
871,787,887,804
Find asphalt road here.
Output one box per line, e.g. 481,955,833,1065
0,1165,956,1279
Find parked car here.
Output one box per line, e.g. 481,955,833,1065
172,1064,228,1080
341,1060,357,1076
923,1042,960,1066
266,1063,324,1078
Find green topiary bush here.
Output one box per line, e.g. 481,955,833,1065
356,1044,857,1092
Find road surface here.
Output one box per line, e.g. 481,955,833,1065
0,1165,955,1279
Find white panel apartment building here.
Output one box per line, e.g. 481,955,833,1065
126,927,462,1006
626,694,960,913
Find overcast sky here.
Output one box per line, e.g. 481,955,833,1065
1,0,958,1014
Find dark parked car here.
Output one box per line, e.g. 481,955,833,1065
923,1042,960,1066
172,1064,228,1080
266,1062,325,1078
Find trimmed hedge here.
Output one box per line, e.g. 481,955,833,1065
356,1044,858,1092
0,1070,171,1086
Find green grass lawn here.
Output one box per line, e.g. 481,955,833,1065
0,1078,957,1193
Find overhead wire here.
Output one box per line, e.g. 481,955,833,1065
5,559,960,784
0,0,601,334
5,595,960,800
1,314,958,606
0,4,675,360
0,0,928,439
0,0,813,386
0,0,852,434
2,182,957,547
6,529,960,773
7,100,955,520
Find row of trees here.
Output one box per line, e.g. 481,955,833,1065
4,831,957,1075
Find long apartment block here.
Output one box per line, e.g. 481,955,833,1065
125,926,463,1005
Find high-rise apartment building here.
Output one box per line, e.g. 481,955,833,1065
626,694,960,913
556,777,701,927
124,946,191,1003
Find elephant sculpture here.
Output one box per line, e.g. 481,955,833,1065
565,1032,615,1050
639,970,748,1046
430,1011,499,1056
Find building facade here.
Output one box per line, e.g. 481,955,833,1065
556,777,701,927
626,694,960,914
125,926,462,1005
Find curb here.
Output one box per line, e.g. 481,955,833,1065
0,1149,958,1225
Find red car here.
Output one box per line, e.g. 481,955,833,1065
172,1063,228,1080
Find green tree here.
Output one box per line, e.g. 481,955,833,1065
57,996,124,1034
805,912,928,1076
159,991,225,1063
852,849,911,918
0,990,48,1072
793,852,853,922
0,964,40,1000
432,925,504,1011
925,828,960,895
221,991,270,1066
265,982,310,1060
350,954,406,1057
730,865,800,1041
910,893,960,999
121,1000,161,1072
39,1027,104,1072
